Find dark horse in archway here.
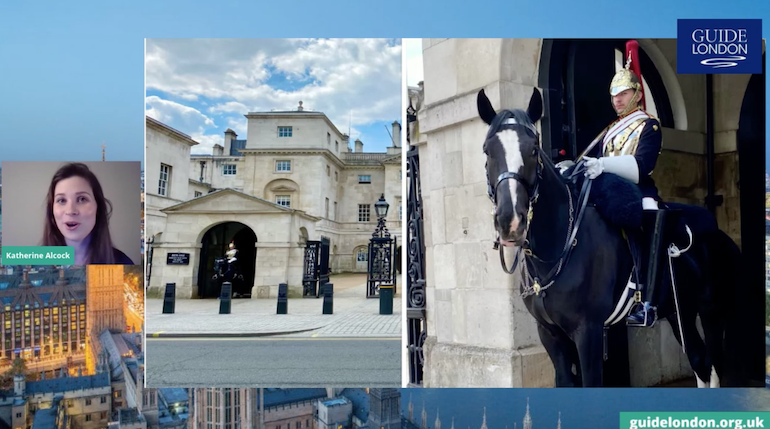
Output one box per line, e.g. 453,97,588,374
478,88,754,387
212,258,244,297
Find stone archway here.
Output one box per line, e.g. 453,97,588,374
197,222,257,298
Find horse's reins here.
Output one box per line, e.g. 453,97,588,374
487,131,592,297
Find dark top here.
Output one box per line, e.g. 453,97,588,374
586,118,662,200
112,248,134,265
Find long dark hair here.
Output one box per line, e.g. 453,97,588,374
42,163,116,264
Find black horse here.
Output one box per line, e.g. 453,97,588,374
478,88,754,387
212,257,244,296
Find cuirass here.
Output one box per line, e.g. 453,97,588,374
603,118,648,157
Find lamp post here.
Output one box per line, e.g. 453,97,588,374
367,194,394,298
372,194,390,239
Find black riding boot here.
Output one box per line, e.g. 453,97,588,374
626,210,671,327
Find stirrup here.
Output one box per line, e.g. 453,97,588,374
626,303,657,327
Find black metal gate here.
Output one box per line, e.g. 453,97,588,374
367,234,395,298
302,238,330,298
406,102,427,386
319,237,331,289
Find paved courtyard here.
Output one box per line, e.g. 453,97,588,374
146,274,401,338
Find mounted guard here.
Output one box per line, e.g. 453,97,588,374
566,40,670,327
213,240,243,284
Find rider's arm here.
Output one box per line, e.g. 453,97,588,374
632,119,663,179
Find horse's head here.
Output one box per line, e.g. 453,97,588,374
478,88,543,247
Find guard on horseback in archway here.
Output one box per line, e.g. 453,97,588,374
225,240,241,280
578,40,671,327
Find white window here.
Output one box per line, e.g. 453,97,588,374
325,198,329,219
278,126,292,137
195,191,202,198
399,205,402,221
86,414,92,422
358,204,370,222
358,175,371,184
276,160,291,172
327,132,331,145
335,140,339,152
326,165,330,176
223,164,237,175
335,171,338,182
357,248,368,262
334,202,338,221
276,195,291,207
159,164,171,196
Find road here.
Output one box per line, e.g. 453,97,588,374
146,337,400,387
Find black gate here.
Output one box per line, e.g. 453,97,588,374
319,237,331,289
406,102,426,386
302,241,321,298
367,234,395,298
302,238,330,298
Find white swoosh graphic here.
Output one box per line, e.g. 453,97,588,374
700,56,746,68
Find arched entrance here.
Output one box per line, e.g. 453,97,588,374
197,222,257,298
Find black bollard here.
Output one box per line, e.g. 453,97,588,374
162,283,176,314
322,282,333,314
379,284,394,315
277,283,288,314
219,282,232,314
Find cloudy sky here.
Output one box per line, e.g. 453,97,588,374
404,39,423,87
145,39,402,154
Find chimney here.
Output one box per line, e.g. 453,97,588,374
213,144,224,156
224,129,237,156
298,101,304,111
355,139,363,153
392,121,401,147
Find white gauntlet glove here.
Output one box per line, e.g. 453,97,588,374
583,157,604,179
583,155,640,184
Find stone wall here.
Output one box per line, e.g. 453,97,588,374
246,113,347,158
419,38,550,387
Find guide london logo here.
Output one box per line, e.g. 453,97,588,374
677,19,762,74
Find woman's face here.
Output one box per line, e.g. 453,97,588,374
52,176,97,244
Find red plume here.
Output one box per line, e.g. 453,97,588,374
625,40,645,110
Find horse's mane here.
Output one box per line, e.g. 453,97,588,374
487,109,568,186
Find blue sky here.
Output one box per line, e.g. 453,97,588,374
0,0,769,166
145,39,401,154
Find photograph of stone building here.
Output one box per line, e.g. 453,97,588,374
144,39,402,300
405,38,766,388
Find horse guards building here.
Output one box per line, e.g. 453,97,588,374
146,103,402,299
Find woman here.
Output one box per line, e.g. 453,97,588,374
42,163,134,265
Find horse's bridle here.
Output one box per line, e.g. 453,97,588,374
485,127,592,296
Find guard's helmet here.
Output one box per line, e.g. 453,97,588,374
609,40,646,111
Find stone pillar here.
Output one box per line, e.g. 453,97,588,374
418,38,553,387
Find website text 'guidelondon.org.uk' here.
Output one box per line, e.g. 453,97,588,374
624,414,767,429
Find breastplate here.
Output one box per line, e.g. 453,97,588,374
604,118,647,157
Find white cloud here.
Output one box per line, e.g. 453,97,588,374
404,38,424,87
146,39,402,140
208,101,250,115
145,95,216,136
190,134,223,155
